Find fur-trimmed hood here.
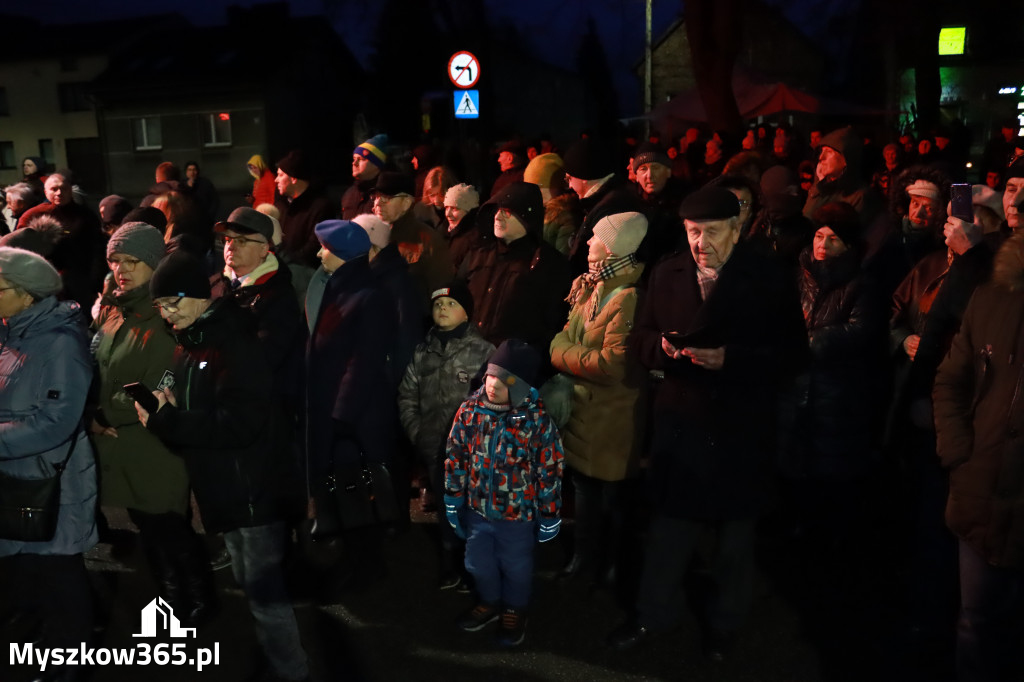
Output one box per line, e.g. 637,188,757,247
994,230,1024,292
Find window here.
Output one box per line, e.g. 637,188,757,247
38,139,54,166
0,88,8,116
0,142,14,169
132,117,162,150
938,27,966,55
201,112,232,147
57,83,91,112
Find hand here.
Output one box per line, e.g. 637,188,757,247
134,387,175,427
903,334,921,361
89,419,117,438
682,346,726,370
943,216,981,256
444,495,466,540
661,334,683,360
537,518,561,543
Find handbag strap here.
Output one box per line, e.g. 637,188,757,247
52,422,81,476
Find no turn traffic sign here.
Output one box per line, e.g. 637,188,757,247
448,51,480,89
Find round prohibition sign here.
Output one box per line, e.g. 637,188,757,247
448,51,480,88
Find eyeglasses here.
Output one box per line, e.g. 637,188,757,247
221,235,267,247
373,193,410,204
107,257,142,271
154,296,184,313
737,200,751,208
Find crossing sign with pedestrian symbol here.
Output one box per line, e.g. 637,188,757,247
454,90,480,119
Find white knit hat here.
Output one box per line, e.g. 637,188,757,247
592,212,648,257
905,179,941,201
352,213,392,249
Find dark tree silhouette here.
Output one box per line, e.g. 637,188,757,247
576,17,620,137
685,0,743,134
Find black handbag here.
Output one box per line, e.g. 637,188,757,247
311,446,400,539
0,426,79,542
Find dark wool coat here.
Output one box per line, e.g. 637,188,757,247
632,242,808,519
369,244,428,385
934,232,1024,567
389,210,455,310
444,207,484,271
146,299,286,534
276,187,337,268
566,175,643,276
340,177,377,220
305,256,397,480
779,248,887,479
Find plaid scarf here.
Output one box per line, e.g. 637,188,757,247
566,253,637,321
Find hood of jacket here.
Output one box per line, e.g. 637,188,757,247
2,296,82,342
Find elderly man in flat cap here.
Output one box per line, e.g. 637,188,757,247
607,186,807,661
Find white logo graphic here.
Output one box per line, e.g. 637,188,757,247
133,597,196,639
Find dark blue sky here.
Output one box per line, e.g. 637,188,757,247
4,0,849,116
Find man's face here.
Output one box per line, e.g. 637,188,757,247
185,164,198,180
22,159,37,175
352,154,379,181
155,296,208,331
908,194,941,230
222,230,270,277
494,208,527,244
705,140,722,165
1004,177,1024,229
444,204,466,228
275,169,295,197
1003,127,1015,143
685,217,740,270
816,147,846,182
498,151,516,172
686,128,699,144
986,171,1001,189
566,174,587,198
373,194,412,224
484,374,510,404
432,296,468,331
728,187,753,225
636,162,671,195
5,192,23,213
883,146,899,167
44,174,71,206
317,245,345,274
809,131,822,148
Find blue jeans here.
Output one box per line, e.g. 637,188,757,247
223,522,309,681
957,539,1024,682
463,512,536,609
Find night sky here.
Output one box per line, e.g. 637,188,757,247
3,0,853,116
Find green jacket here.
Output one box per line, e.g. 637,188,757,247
91,285,189,515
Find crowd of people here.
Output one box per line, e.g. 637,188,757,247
1,117,1023,682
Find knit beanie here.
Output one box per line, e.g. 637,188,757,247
123,206,168,233
971,184,1004,220
631,143,671,172
107,222,166,271
352,213,392,249
354,134,388,170
314,220,371,260
485,339,541,407
492,182,544,236
592,211,648,257
0,246,62,299
0,226,53,257
276,150,311,181
431,282,474,320
444,183,480,211
811,201,862,248
1006,155,1024,181
679,186,740,221
523,153,564,190
99,194,133,226
562,138,615,180
150,250,212,300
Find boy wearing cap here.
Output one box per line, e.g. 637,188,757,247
399,283,494,589
443,339,565,646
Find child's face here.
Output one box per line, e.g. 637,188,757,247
484,374,510,404
432,296,467,331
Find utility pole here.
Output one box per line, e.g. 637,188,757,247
645,0,653,138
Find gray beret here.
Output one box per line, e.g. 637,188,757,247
0,246,62,299
107,222,166,271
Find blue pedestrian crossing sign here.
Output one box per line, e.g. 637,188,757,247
454,90,480,119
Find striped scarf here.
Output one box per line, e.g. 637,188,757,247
566,253,637,321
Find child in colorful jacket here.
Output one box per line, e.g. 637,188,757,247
444,339,564,646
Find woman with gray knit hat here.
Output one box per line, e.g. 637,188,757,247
0,246,99,671
550,211,648,588
89,222,214,626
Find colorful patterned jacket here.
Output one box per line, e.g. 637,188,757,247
444,386,564,523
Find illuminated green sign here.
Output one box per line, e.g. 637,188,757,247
938,27,966,55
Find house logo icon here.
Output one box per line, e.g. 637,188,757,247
132,597,197,638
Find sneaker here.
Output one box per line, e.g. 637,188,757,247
456,603,499,632
438,572,463,591
496,607,527,646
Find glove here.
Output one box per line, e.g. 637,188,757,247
444,495,466,540
537,518,561,543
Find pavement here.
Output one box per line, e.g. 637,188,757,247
3,499,957,682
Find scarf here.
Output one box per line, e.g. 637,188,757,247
566,253,637,321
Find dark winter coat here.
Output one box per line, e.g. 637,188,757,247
632,242,808,519
934,232,1024,567
0,297,97,558
803,127,882,224
566,175,642,276
369,244,428,385
398,324,494,464
779,248,887,479
635,176,687,265
389,209,454,310
340,177,376,220
305,256,397,480
91,285,188,515
444,207,484,271
276,187,337,268
146,299,287,534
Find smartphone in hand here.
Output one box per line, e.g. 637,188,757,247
123,382,159,414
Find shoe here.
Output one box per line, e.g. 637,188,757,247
456,603,499,632
209,547,233,571
607,620,651,650
704,630,736,662
438,572,463,591
496,607,527,647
